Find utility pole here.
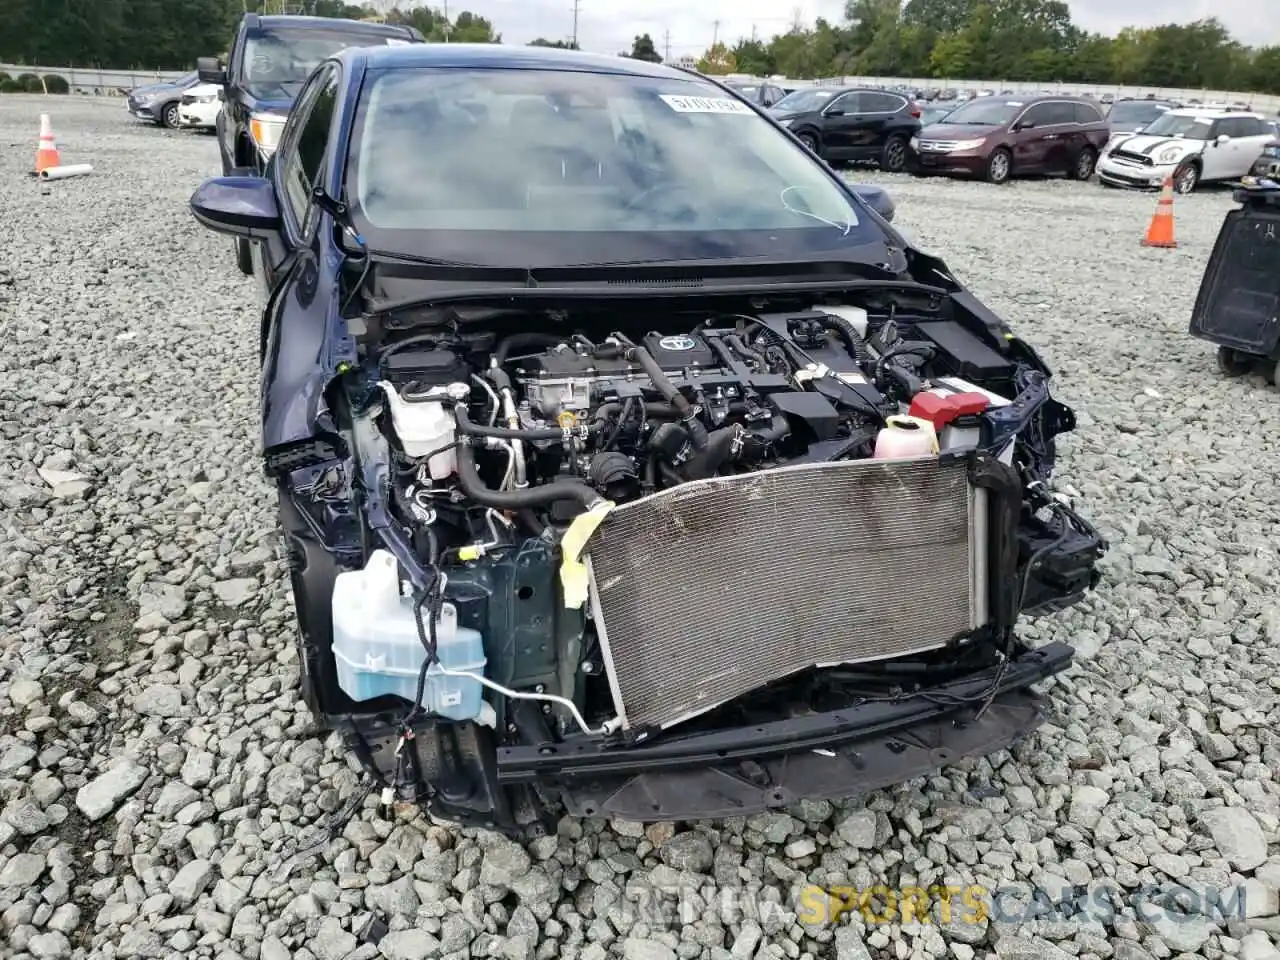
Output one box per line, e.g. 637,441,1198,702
712,20,720,48
571,0,580,49
663,29,671,62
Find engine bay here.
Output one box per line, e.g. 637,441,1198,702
369,303,1040,511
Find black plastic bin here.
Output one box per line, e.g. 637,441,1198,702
1189,183,1280,383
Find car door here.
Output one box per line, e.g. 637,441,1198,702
817,92,863,157
1200,118,1237,181
855,92,909,157
1038,101,1081,169
1011,102,1057,172
258,63,340,301
1233,117,1274,175
217,21,249,174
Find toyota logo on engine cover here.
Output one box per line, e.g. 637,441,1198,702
658,336,697,351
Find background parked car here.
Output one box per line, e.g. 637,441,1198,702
178,83,222,131
126,70,200,128
911,95,1110,184
724,79,787,107
769,86,921,172
1251,134,1280,178
199,12,425,275
1098,108,1274,193
920,103,955,126
1105,97,1178,135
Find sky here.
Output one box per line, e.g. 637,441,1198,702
447,0,1280,60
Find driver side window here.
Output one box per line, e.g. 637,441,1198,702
279,65,339,236
826,92,860,115
1018,103,1055,127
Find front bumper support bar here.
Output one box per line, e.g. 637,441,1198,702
497,641,1073,783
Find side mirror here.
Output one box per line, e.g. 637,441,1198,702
823,108,845,117
1215,134,1230,145
197,56,226,86
1014,120,1034,131
190,176,281,239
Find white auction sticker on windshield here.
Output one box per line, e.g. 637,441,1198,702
659,94,754,115
384,38,412,46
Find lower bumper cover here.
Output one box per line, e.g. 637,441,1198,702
498,641,1073,821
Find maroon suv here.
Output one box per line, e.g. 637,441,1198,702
911,95,1111,184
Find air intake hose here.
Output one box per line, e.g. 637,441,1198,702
679,425,743,481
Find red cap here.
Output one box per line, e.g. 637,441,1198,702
908,391,989,429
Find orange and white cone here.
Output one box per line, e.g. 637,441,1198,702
1141,176,1176,248
34,113,60,175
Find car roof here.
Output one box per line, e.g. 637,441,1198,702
1168,107,1259,119
346,42,691,80
252,14,413,34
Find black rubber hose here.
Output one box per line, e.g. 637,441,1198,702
455,440,601,510
627,346,708,448
455,405,587,441
592,400,681,422
627,346,691,416
741,415,790,460
725,334,768,370
821,315,874,366
679,426,741,481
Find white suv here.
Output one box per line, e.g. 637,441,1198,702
1097,108,1274,193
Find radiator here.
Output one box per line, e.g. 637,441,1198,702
585,455,989,732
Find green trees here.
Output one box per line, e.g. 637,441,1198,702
0,1,498,70
699,3,1280,96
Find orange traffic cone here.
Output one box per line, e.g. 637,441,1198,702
34,114,60,175
1142,176,1177,248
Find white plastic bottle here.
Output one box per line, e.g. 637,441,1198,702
378,382,458,479
873,415,939,459
330,550,486,720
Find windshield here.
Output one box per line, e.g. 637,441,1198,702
771,89,835,113
350,68,870,263
1108,101,1169,126
241,28,407,97
921,106,953,125
1140,113,1213,140
941,98,1024,126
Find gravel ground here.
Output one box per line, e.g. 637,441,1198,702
2,93,1279,960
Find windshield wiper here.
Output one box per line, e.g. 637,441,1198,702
364,250,494,269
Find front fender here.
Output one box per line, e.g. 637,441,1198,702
260,223,356,469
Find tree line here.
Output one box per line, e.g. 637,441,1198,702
685,0,1280,94
0,1,497,70
3,0,1279,97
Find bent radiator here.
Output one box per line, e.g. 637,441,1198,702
585,456,989,731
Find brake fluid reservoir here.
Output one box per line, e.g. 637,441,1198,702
331,550,486,720
378,381,459,479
